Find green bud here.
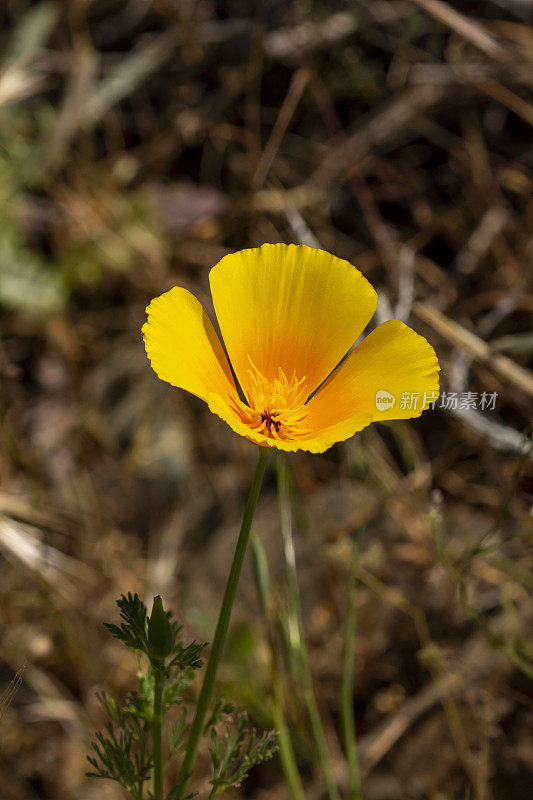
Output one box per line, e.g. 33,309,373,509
148,595,173,660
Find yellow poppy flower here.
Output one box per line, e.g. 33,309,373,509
142,243,440,453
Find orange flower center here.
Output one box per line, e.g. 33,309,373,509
233,357,312,441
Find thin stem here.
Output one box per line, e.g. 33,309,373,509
277,455,341,800
341,532,363,800
250,533,305,800
271,673,306,800
152,663,165,800
177,447,269,798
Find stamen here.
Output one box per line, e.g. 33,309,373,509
231,356,311,441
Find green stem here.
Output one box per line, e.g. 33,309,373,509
177,447,269,798
277,455,341,800
271,675,306,800
250,532,305,800
152,663,165,800
341,532,363,800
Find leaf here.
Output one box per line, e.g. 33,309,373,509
208,710,278,796
104,593,149,654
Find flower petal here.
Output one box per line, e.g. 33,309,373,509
206,393,372,453
209,243,378,399
306,319,440,430
142,287,237,402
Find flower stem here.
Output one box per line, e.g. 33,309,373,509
177,447,269,798
152,662,165,800
277,455,341,800
341,531,363,800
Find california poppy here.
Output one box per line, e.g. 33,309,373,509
143,244,439,452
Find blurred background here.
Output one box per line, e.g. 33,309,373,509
0,1,532,798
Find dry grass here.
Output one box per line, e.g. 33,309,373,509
0,1,532,798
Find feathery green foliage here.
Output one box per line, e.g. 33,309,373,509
87,593,277,799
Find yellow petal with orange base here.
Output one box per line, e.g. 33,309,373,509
306,319,440,432
209,243,378,401
142,287,238,402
